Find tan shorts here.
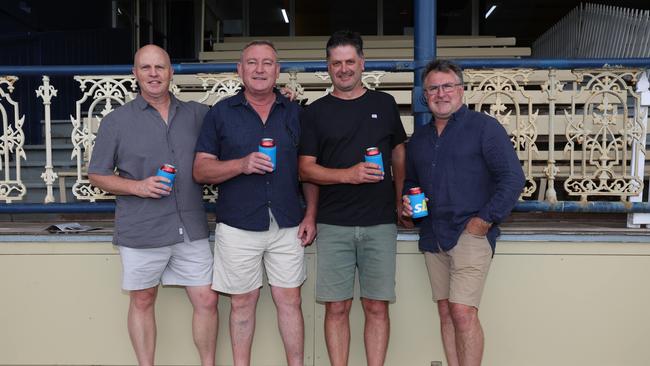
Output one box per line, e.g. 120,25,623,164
424,231,492,308
212,213,306,294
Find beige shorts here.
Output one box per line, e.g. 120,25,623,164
212,214,306,294
424,231,492,308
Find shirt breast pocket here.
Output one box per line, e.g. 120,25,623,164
221,124,257,158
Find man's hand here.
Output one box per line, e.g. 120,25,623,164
297,216,317,246
280,87,298,101
240,152,274,175
401,195,413,217
397,195,414,228
465,216,492,236
344,162,384,184
134,176,172,199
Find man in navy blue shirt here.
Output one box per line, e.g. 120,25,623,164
193,40,317,366
402,60,525,366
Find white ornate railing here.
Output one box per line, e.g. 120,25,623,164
1,67,649,216
0,76,26,203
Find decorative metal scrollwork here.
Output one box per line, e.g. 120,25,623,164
0,76,26,202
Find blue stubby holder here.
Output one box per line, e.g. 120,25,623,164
409,192,428,218
156,168,175,188
364,152,384,173
258,145,276,171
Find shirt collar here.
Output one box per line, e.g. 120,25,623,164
428,103,469,126
227,88,288,108
449,104,469,123
134,92,178,110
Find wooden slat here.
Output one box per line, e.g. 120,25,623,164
199,47,531,62
212,37,517,51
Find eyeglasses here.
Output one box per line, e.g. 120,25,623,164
424,83,463,94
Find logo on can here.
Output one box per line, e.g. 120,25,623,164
259,138,277,171
156,164,176,188
364,147,384,173
408,186,428,218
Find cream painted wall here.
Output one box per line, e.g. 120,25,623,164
1,239,650,366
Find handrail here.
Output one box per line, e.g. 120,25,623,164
3,202,650,214
1,58,650,76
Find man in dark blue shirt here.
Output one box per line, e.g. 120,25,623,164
193,40,316,366
402,60,525,366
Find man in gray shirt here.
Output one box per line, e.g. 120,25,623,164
88,45,218,366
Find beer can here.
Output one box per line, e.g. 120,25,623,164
156,164,176,188
364,147,384,173
408,187,428,218
258,138,276,171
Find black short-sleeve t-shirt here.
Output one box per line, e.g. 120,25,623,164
300,89,407,226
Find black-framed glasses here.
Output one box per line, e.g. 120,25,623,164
424,83,463,94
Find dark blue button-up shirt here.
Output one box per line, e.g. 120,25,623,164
405,105,525,252
195,90,303,231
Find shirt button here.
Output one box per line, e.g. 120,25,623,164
266,181,270,185
432,163,436,167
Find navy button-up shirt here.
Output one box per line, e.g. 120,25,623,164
405,105,525,252
195,90,303,231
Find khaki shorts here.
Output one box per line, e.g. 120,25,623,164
424,231,492,308
212,213,306,294
118,231,213,291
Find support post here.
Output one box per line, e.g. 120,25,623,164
627,69,650,227
413,0,436,129
35,76,58,203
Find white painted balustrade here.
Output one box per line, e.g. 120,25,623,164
1,68,649,210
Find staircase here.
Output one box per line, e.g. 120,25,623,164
20,119,76,203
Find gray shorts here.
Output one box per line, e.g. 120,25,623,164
118,231,213,291
315,223,397,302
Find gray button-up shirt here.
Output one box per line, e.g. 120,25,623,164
89,94,209,248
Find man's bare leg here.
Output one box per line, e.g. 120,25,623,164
437,299,460,366
230,289,260,366
361,298,390,366
450,302,483,366
127,286,158,366
270,286,304,366
186,285,219,366
324,299,353,366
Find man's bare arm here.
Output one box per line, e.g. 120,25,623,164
89,173,171,199
298,155,383,185
193,151,273,184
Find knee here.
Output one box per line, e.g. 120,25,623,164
231,290,260,312
362,299,388,320
449,302,478,331
130,289,157,311
325,301,352,319
274,289,302,310
194,288,219,310
437,299,453,323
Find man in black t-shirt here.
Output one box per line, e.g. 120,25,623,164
299,31,408,366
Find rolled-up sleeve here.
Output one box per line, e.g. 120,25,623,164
477,120,526,224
